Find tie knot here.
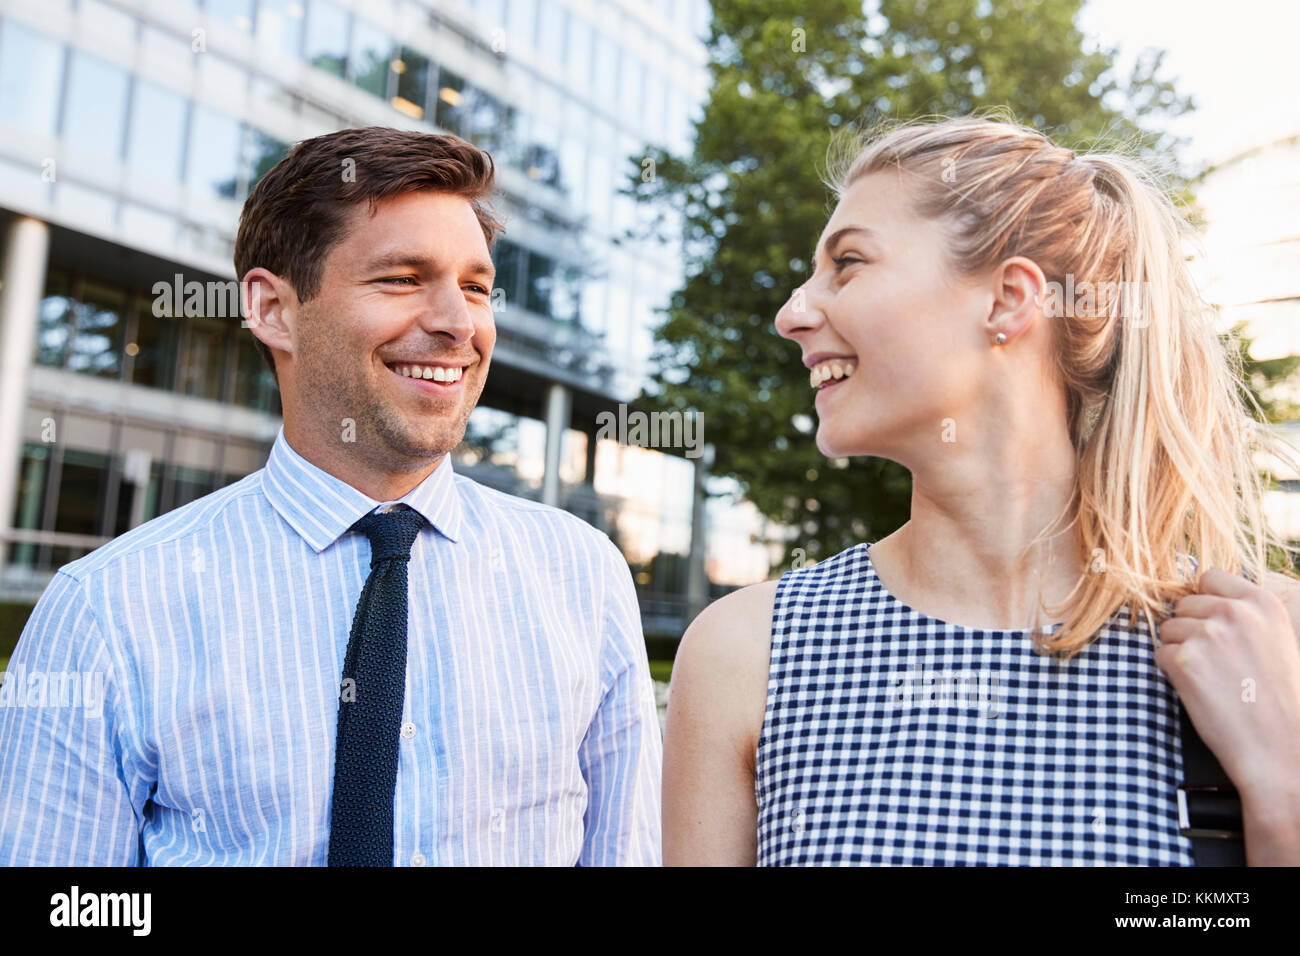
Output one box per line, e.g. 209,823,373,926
350,506,426,566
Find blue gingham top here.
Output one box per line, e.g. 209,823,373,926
755,543,1194,865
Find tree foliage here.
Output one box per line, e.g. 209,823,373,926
627,0,1251,568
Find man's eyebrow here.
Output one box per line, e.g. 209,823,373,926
362,252,496,277
812,225,876,266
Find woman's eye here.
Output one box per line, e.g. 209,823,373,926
833,256,865,270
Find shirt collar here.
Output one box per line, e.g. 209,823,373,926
261,425,463,552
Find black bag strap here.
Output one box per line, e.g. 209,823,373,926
1177,699,1246,865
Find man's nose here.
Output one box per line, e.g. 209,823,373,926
417,282,477,345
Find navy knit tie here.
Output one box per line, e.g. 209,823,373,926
327,505,426,867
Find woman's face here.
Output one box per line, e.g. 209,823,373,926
775,169,995,463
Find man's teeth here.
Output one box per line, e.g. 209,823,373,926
393,364,463,383
809,359,856,388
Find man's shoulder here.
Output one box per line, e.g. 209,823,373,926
57,472,266,584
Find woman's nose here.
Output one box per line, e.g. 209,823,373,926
775,285,822,340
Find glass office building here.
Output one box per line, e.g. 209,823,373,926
0,0,763,640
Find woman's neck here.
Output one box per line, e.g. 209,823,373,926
873,417,1083,631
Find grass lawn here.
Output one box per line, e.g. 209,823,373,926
649,659,673,683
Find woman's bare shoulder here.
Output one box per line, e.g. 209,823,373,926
677,579,780,670
669,580,780,748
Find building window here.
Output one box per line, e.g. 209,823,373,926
255,0,306,57
524,252,579,322
592,32,618,112
565,14,592,90
244,128,289,191
187,105,243,200
130,297,180,391
465,88,508,154
513,0,537,50
8,443,51,568
62,50,129,161
176,317,229,402
169,465,217,510
536,0,567,67
492,239,523,306
206,0,254,32
232,332,277,412
620,52,644,121
350,18,392,98
305,0,350,78
454,407,546,498
110,453,136,537
53,449,112,538
36,271,75,369
0,20,63,136
523,124,560,188
392,45,431,118
141,460,164,522
434,68,465,135
67,281,127,380
524,251,554,318
127,80,187,183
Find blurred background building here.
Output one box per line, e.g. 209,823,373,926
0,0,776,651
1191,129,1300,541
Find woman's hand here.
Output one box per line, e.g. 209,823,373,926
1156,567,1300,864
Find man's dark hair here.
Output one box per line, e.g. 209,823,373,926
234,126,504,381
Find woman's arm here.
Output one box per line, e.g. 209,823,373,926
662,580,778,866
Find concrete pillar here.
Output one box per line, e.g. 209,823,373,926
541,382,571,507
685,442,715,623
0,217,51,571
123,448,152,530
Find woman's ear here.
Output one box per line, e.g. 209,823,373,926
986,256,1048,345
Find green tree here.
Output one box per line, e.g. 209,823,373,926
630,0,1218,570
1229,321,1300,423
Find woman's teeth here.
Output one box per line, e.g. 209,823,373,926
809,360,856,388
392,363,463,383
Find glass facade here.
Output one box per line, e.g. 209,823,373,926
63,51,129,160
0,0,738,630
7,438,245,572
0,21,62,135
34,269,278,414
0,1,703,378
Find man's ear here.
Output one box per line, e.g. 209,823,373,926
242,268,297,363
986,256,1048,345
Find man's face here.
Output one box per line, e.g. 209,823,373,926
285,190,496,470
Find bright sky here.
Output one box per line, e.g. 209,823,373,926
1077,0,1300,165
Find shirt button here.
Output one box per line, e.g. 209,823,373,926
401,722,416,740
410,852,426,867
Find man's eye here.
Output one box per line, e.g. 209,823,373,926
380,276,416,286
466,284,490,295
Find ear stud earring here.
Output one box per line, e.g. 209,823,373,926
993,332,1007,345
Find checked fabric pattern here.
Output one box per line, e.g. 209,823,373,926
756,543,1195,866
328,505,427,867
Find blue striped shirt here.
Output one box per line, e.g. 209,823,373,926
0,426,662,865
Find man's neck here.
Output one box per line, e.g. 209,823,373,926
282,419,443,503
